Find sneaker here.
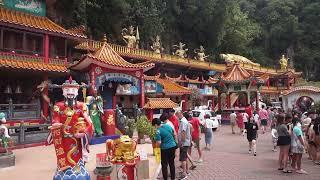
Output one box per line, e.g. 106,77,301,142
254,152,257,156
179,174,188,180
248,150,252,154
296,169,308,174
272,149,277,152
197,159,203,163
190,165,197,170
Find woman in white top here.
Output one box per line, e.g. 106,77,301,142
204,114,215,150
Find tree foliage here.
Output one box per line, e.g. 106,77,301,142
55,0,320,80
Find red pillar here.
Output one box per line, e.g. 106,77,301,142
42,75,49,120
211,96,215,110
256,91,259,111
112,95,116,109
89,65,96,95
140,71,145,108
227,93,231,109
218,93,221,111
182,95,187,112
44,34,49,63
146,109,153,121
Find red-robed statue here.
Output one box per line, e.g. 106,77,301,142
47,77,93,180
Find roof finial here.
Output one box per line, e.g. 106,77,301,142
102,34,107,43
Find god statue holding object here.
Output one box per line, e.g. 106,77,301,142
173,42,188,58
279,54,288,70
194,45,209,61
47,77,93,180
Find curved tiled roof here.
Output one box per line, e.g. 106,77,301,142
0,59,68,73
156,78,191,95
282,86,320,96
221,63,251,82
0,7,86,38
71,41,154,71
144,98,178,109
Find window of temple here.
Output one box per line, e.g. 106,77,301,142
3,29,23,52
50,36,66,59
26,33,43,56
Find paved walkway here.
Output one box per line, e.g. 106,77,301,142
159,126,320,180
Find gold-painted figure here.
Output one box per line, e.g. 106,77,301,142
106,135,138,163
279,54,288,70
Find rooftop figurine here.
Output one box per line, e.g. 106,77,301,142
121,25,140,49
279,54,288,70
151,35,164,53
173,42,188,58
194,45,209,61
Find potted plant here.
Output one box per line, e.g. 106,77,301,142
136,116,149,144
146,125,157,155
124,119,136,138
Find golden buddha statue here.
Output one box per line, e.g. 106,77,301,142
279,54,288,70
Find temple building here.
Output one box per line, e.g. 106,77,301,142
0,0,315,147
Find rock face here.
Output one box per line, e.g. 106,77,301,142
0,152,15,168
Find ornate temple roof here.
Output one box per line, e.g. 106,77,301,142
221,63,251,83
156,78,191,95
282,86,320,96
144,98,178,109
0,7,86,38
70,39,154,71
0,58,68,73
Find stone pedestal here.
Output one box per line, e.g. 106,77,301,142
0,152,15,168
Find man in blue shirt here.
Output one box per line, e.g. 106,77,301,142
153,117,177,180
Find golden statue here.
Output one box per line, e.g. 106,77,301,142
106,135,138,163
173,42,188,58
279,54,288,70
220,54,260,66
194,45,209,61
151,35,164,53
122,25,140,48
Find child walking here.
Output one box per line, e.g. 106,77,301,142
271,123,278,152
247,117,259,156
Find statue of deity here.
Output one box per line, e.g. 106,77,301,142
151,35,164,53
173,42,188,58
279,54,288,70
0,112,10,154
194,45,209,61
86,90,104,137
121,25,139,49
47,77,93,180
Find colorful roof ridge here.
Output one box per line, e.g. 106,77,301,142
156,78,191,95
221,63,251,82
0,58,68,73
71,40,154,71
144,74,161,81
0,7,86,38
282,86,320,96
144,98,178,109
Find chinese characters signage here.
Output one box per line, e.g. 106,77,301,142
1,0,46,16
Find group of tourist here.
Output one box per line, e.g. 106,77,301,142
152,109,215,180
229,102,320,175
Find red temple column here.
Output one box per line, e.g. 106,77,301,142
42,74,49,120
227,93,231,109
44,34,49,63
256,91,259,111
140,72,145,108
218,93,221,111
112,95,116,109
211,96,215,110
182,95,187,112
146,109,153,121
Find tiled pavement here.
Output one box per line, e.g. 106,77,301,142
158,126,320,180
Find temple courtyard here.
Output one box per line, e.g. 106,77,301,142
1,126,320,180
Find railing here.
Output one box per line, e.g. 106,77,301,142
0,51,43,62
0,51,67,65
0,99,41,120
77,40,296,73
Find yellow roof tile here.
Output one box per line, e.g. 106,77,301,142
144,98,178,109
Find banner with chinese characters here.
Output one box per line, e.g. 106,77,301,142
51,126,68,170
96,73,139,87
1,0,46,16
